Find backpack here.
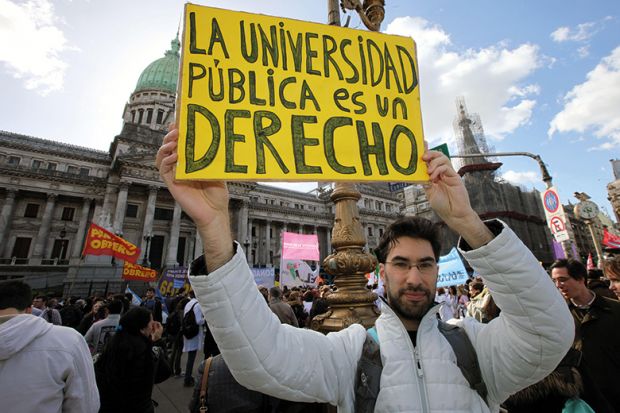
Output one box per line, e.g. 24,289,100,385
354,320,488,413
182,302,200,339
166,310,182,336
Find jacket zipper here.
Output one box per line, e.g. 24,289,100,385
413,344,430,413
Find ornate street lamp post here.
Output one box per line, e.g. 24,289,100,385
311,1,386,333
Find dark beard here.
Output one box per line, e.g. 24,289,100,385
387,285,433,321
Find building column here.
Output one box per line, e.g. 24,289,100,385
32,193,57,259
326,226,332,254
0,189,17,252
237,200,249,245
140,186,158,253
298,224,303,234
187,233,196,264
194,231,203,259
165,201,182,266
246,218,253,265
112,181,129,235
264,220,271,266
72,198,92,257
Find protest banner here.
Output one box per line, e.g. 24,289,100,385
281,232,320,261
251,267,276,288
175,4,427,183
280,259,320,287
436,248,468,288
122,261,158,282
82,223,140,263
158,267,192,296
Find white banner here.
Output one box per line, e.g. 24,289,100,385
279,259,320,288
437,248,469,288
251,267,275,288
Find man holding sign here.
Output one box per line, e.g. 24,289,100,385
157,127,572,411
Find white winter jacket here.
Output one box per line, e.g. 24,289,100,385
0,313,100,413
189,220,573,412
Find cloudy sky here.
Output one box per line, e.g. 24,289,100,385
1,0,619,218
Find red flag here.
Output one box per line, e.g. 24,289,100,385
586,253,595,270
82,223,141,263
122,261,158,282
603,228,620,249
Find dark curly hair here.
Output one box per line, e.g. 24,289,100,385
374,216,441,263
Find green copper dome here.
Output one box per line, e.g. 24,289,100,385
134,38,180,94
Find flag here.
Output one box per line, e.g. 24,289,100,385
586,253,595,270
603,228,620,249
124,286,141,306
82,223,141,263
122,261,158,282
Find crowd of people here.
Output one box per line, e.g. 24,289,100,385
1,142,620,412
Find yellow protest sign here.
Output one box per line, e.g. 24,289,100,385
176,3,427,183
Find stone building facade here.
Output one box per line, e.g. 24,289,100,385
0,39,400,295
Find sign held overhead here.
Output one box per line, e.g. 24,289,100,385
176,3,428,183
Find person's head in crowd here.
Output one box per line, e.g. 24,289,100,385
105,299,124,316
587,268,604,281
32,295,47,310
549,259,588,300
436,287,446,296
257,285,269,303
602,255,620,299
0,281,32,315
269,287,282,301
288,291,301,304
449,285,457,296
469,282,484,298
303,291,314,303
145,287,155,300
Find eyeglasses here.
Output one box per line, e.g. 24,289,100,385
385,259,437,276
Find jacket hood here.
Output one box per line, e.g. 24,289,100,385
0,314,54,360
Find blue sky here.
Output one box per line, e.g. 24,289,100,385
1,0,619,219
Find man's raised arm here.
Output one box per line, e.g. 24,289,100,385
156,127,233,269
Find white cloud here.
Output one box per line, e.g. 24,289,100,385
501,170,541,186
550,27,570,42
548,46,620,149
385,16,542,145
0,0,74,95
577,46,590,58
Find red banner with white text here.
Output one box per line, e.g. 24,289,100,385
82,223,141,263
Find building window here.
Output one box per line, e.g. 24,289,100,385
47,162,57,171
368,226,373,237
51,239,69,260
154,207,173,221
131,110,136,122
386,204,392,212
126,204,138,218
8,156,20,166
379,228,384,237
138,109,144,124
156,110,164,124
67,166,79,174
79,168,90,177
32,160,43,169
24,203,39,218
61,207,75,221
177,237,186,266
11,237,31,259
146,108,153,124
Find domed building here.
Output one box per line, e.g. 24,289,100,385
0,39,401,296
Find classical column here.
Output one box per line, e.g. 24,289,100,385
326,226,332,254
187,234,196,264
72,198,92,257
140,186,158,252
0,189,17,252
112,182,129,235
32,193,57,259
298,224,303,234
244,218,253,267
165,201,182,266
237,200,249,245
264,220,271,266
194,232,203,259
